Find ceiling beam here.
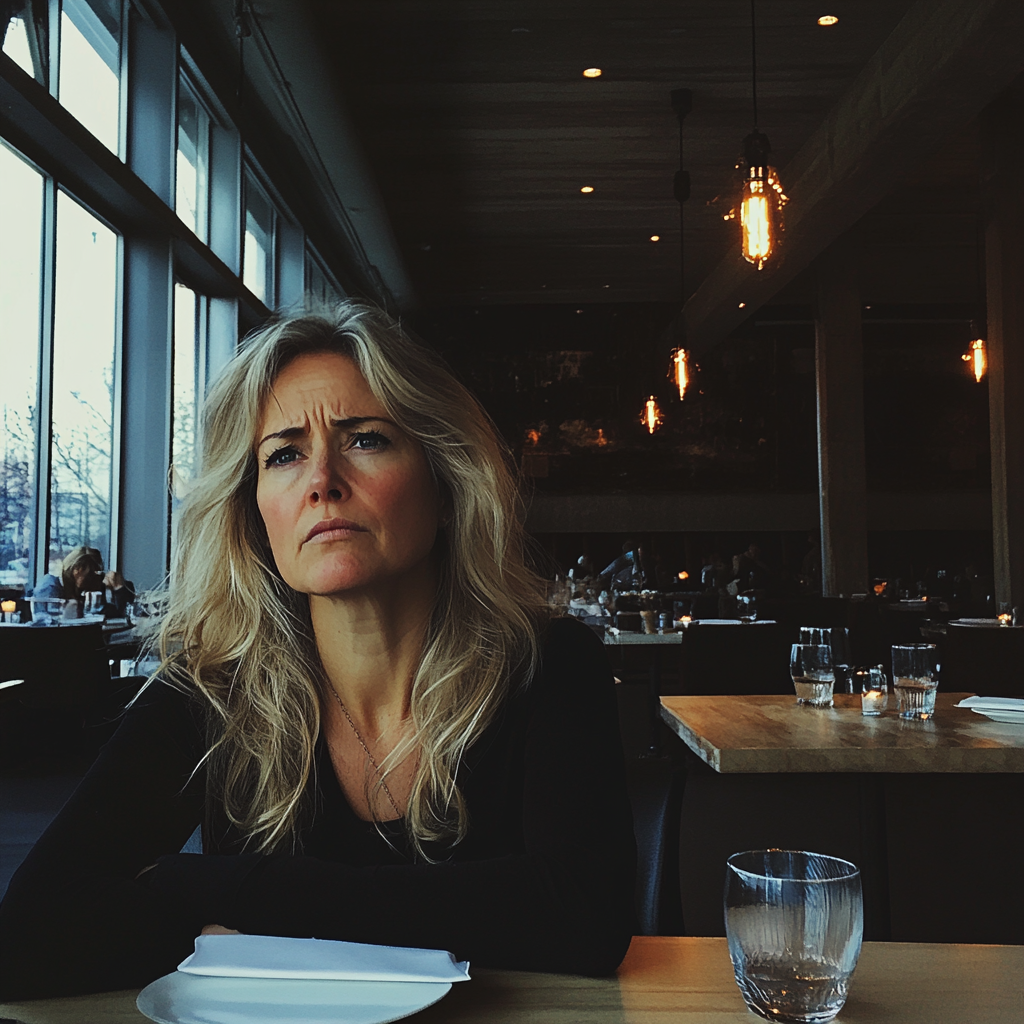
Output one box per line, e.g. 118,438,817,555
681,0,1024,354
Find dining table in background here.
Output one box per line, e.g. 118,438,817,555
660,693,1024,945
1,936,1020,1024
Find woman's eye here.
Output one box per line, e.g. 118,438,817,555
351,430,391,451
263,445,301,468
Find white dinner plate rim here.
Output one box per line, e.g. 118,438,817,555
970,708,1024,724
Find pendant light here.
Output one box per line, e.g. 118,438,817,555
724,0,787,270
963,337,986,382
641,396,663,434
668,89,693,399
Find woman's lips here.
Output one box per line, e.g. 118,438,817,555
304,518,367,544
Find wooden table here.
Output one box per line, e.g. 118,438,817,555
659,693,1024,945
659,692,1024,773
2,936,1020,1023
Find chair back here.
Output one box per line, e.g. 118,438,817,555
675,623,793,695
941,625,1024,697
626,756,686,936
0,623,109,708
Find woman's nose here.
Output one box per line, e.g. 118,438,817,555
307,452,349,505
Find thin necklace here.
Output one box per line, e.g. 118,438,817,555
328,685,404,820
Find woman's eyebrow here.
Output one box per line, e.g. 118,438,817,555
257,416,391,449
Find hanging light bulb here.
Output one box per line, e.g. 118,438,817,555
670,347,690,399
641,395,663,434
962,338,986,382
724,0,788,270
724,131,787,269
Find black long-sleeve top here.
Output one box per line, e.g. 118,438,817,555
0,617,636,999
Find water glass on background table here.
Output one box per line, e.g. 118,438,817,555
725,850,863,1023
790,644,835,707
891,644,939,720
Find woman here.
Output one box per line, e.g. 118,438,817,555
32,546,135,618
0,304,636,999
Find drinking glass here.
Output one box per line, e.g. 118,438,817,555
854,666,889,715
725,850,863,1024
737,593,757,623
83,591,105,618
891,644,939,720
790,644,835,707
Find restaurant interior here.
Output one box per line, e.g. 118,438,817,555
1,1,1022,1021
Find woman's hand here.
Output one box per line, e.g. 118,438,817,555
201,924,241,936
104,570,126,590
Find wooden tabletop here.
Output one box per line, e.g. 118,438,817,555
2,937,1020,1023
660,692,1024,773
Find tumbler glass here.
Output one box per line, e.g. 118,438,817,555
725,850,863,1024
891,644,939,720
790,644,835,707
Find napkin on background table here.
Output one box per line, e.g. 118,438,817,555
955,696,1024,712
177,934,471,982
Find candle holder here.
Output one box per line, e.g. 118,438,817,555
855,666,889,716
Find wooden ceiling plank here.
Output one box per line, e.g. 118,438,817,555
682,0,1024,353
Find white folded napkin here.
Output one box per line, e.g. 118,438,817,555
177,934,470,982
955,696,1024,713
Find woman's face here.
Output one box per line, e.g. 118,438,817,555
255,351,443,598
71,561,99,591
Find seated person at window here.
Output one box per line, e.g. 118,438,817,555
32,546,135,618
0,303,636,999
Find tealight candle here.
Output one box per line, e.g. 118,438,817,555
998,613,1012,626
855,666,889,716
0,600,15,613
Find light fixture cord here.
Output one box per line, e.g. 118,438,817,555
678,113,685,304
750,0,759,130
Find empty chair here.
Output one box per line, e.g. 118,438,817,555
673,623,793,696
625,756,686,936
940,624,1024,697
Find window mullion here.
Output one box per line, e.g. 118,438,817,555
32,172,57,586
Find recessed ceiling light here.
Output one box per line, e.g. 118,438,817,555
580,186,594,193
817,15,838,26
738,302,747,309
650,235,660,242
583,68,602,78
602,284,610,288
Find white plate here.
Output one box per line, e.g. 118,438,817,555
970,708,1024,725
137,972,453,1024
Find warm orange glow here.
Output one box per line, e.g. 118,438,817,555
678,571,689,580
679,615,693,624
582,68,602,78
962,338,986,382
728,157,788,270
998,613,1012,626
817,15,839,27
670,347,690,399
525,429,542,446
580,186,594,193
873,582,887,596
0,600,15,613
649,235,660,242
641,395,663,434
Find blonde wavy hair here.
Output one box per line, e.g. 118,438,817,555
155,303,546,857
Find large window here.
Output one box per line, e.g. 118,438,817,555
1,2,44,82
0,144,43,588
48,191,119,572
59,0,122,155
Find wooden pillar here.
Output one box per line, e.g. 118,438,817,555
982,93,1024,612
815,242,869,597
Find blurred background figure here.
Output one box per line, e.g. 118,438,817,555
32,546,134,618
